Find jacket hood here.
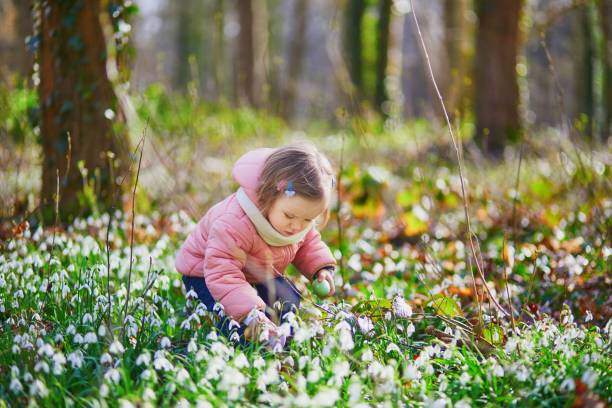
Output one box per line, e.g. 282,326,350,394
231,148,275,204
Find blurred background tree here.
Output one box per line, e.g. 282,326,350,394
1,0,611,220
36,0,134,221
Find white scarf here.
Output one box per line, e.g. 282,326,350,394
236,187,312,246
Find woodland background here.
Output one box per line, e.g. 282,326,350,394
0,1,611,407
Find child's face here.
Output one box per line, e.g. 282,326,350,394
267,194,327,236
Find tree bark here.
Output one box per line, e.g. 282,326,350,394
443,0,470,116
236,0,267,108
281,0,308,119
39,0,129,222
474,0,523,157
0,0,34,85
214,0,226,102
344,0,365,98
374,0,392,114
598,0,612,140
580,4,595,139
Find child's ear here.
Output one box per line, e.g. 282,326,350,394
317,207,331,229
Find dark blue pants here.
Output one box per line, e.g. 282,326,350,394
182,275,300,339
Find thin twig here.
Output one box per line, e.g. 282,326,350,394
336,130,347,282
104,128,147,339
121,125,146,340
408,0,509,317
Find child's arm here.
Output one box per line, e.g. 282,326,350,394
203,215,267,320
292,227,337,280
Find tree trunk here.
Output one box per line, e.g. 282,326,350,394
39,0,129,222
374,0,392,114
443,0,470,116
580,4,595,139
344,0,365,98
236,0,267,108
598,0,612,140
0,0,34,85
281,0,308,120
214,0,226,103
474,0,523,157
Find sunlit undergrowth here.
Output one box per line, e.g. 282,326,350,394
0,200,610,407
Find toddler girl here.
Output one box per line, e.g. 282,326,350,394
175,143,336,343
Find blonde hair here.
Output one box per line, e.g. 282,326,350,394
257,143,334,226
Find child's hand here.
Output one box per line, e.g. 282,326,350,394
244,312,280,345
313,267,335,298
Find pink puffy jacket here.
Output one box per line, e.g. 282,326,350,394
175,148,336,320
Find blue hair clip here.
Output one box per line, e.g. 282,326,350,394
285,181,296,197
331,177,335,188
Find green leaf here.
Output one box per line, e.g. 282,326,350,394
401,211,428,236
396,185,421,207
429,294,462,318
482,324,504,345
351,299,391,314
529,178,553,200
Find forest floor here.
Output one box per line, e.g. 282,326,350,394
1,95,611,406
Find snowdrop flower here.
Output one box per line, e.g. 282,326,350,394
104,368,121,383
213,303,224,315
228,319,240,331
559,377,575,392
306,366,322,384
514,365,529,382
459,371,471,384
357,316,374,336
338,328,355,351
386,343,401,354
205,356,225,381
100,353,113,365
195,399,213,408
153,355,173,372
38,342,54,357
585,310,593,323
175,368,191,384
206,331,218,341
455,400,472,408
234,353,249,368
229,331,240,343
581,369,598,388
110,340,125,355
185,289,198,299
34,361,50,374
180,315,193,330
136,352,151,366
195,348,208,363
67,351,84,369
52,354,66,375
30,379,48,397
311,388,339,407
405,322,415,338
393,296,412,318
403,363,421,380
82,313,94,324
83,332,98,344
294,326,312,343
489,363,504,378
98,325,107,337
187,338,197,353
159,336,171,349
361,348,373,362
9,377,23,393
143,387,156,400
